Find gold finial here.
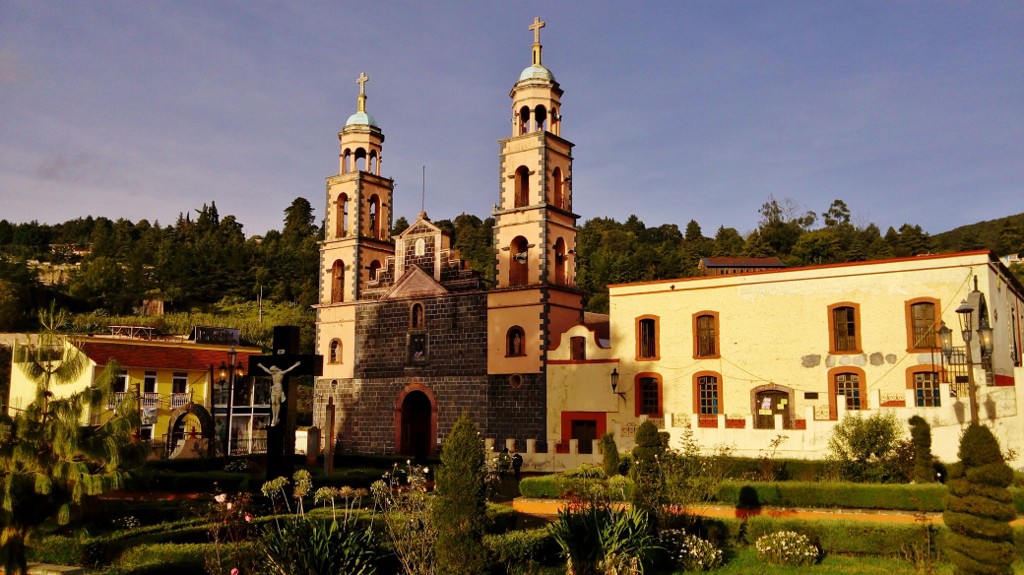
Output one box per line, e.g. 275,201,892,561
529,17,545,67
356,72,369,113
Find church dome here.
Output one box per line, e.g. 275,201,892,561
345,112,378,128
519,64,555,82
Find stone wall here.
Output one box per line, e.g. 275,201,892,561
354,293,488,378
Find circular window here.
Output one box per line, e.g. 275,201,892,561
509,374,523,389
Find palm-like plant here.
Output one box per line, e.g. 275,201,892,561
0,304,143,574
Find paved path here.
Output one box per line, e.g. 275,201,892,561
511,498,1024,526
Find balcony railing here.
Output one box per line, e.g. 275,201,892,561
141,392,159,408
170,393,189,409
107,391,129,409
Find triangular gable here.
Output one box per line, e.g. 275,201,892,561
398,216,442,239
383,265,450,299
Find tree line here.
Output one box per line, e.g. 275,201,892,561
0,196,1021,327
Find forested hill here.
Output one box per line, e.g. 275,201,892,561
0,197,1021,327
932,213,1024,254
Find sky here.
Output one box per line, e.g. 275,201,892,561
1,2,1021,239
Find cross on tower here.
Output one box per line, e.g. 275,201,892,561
356,72,369,113
530,17,545,44
529,17,545,66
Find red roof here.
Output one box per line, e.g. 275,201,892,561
700,257,786,268
76,340,259,372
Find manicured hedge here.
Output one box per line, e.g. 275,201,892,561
483,528,561,573
716,480,949,512
743,516,938,556
518,474,630,500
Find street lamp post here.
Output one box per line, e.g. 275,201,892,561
937,298,994,424
219,347,245,458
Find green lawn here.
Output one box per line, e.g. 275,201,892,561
531,550,1024,575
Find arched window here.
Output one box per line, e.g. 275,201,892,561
552,167,563,208
411,303,424,328
518,105,530,135
636,373,662,417
829,367,866,418
636,315,659,360
329,339,341,364
510,236,528,286
331,260,345,303
355,148,367,172
368,260,382,281
514,166,530,208
506,326,525,357
828,302,861,353
693,312,720,358
342,149,351,173
907,366,941,407
369,150,378,175
368,195,380,238
692,371,721,417
336,193,348,237
906,298,939,351
534,105,547,131
553,238,566,284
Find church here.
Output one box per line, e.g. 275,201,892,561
312,19,1024,469
313,18,584,458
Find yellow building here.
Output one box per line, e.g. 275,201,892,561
549,251,1024,466
9,326,262,456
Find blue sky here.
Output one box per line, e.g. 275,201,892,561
1,2,1021,238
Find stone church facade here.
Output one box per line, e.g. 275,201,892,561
313,18,582,457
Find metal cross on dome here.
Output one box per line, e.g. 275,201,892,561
530,17,545,44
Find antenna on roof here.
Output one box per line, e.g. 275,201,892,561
421,165,426,213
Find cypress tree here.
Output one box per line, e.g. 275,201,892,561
630,421,664,525
433,414,487,575
909,415,934,484
600,432,620,478
943,424,1015,575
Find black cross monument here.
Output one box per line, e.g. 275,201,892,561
248,326,322,480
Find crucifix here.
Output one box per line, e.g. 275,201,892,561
356,72,369,113
529,17,545,67
249,326,322,480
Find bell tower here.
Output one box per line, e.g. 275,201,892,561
317,73,395,376
488,18,583,379
493,17,577,289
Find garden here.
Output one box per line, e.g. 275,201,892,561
7,409,1024,575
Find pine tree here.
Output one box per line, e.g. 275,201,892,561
943,424,1015,575
1,305,143,573
433,414,487,575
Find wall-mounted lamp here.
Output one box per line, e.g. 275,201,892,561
610,368,625,398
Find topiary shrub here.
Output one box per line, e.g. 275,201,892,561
943,424,1016,575
433,414,488,575
909,415,935,484
630,421,664,526
600,433,620,478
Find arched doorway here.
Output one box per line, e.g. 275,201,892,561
166,404,215,456
753,386,792,430
398,389,434,460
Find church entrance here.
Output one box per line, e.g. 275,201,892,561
754,389,791,429
399,390,432,460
